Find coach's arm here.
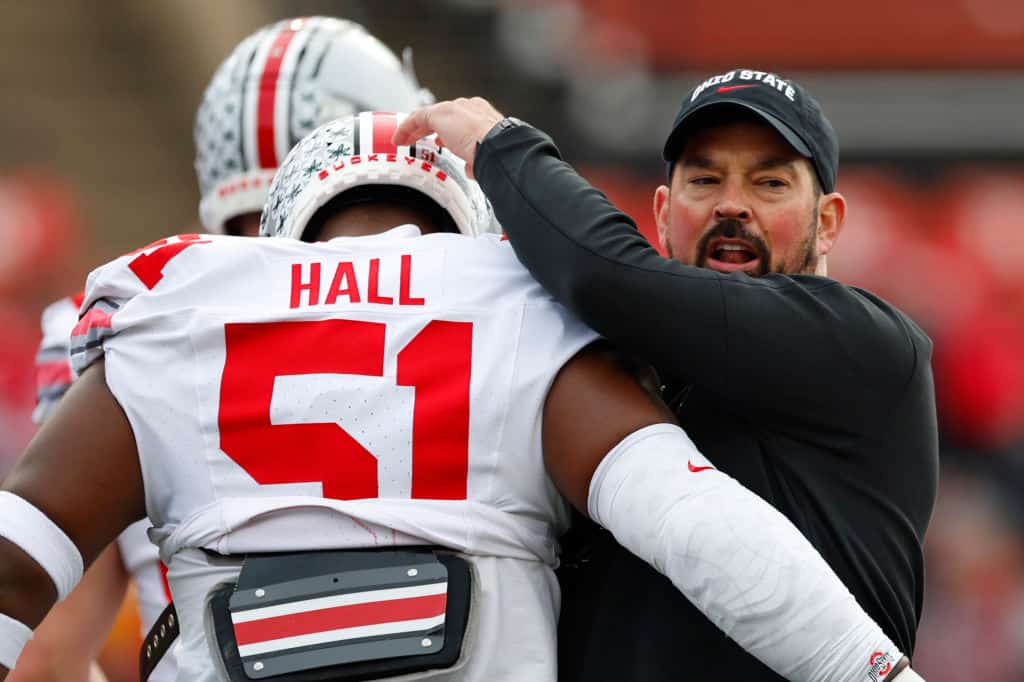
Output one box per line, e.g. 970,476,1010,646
395,101,923,432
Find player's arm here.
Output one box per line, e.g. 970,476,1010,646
542,343,923,682
13,293,131,682
7,543,127,682
0,360,144,679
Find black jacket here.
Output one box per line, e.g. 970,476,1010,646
476,125,939,681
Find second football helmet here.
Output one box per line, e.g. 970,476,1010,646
195,16,433,233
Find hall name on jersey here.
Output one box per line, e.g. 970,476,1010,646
290,254,430,308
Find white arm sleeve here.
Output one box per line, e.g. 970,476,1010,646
0,492,83,602
0,613,32,669
588,423,906,682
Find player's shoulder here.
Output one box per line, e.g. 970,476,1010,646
430,232,535,280
432,233,565,307
434,231,512,255
84,233,298,298
73,233,291,373
420,232,549,304
470,233,559,301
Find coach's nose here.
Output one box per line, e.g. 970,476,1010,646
713,182,752,223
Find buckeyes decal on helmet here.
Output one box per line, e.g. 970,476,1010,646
261,112,498,240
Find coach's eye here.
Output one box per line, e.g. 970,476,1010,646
689,176,719,186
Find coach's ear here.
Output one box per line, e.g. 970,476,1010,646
653,183,672,254
814,190,846,275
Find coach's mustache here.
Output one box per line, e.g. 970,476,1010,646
696,219,770,276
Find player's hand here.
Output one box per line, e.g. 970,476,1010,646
393,98,505,178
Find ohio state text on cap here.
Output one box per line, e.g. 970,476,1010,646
663,68,839,193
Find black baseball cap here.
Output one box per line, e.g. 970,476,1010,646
662,68,839,193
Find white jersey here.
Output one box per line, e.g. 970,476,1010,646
71,227,598,681
34,293,83,423
35,293,179,682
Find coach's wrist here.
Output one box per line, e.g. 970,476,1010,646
476,117,529,154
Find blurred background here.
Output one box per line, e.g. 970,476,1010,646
0,0,1022,679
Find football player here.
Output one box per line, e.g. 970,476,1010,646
1,112,919,681
18,17,432,682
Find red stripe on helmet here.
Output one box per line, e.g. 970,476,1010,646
256,25,300,168
371,112,399,155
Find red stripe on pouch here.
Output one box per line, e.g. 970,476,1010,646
234,593,447,646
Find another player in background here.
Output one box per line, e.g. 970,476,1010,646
0,112,919,681
194,15,433,237
16,16,432,682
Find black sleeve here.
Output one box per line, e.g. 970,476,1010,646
475,124,924,426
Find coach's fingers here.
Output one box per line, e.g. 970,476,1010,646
395,99,505,159
394,107,437,146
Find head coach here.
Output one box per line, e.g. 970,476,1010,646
396,68,939,680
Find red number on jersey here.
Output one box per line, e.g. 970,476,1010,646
219,319,472,501
128,234,212,290
399,320,472,499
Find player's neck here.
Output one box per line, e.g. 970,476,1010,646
314,204,441,240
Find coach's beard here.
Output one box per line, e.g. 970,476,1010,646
695,219,771,277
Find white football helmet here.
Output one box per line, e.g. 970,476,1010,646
195,16,434,233
261,111,498,240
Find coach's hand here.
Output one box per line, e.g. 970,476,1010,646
393,98,504,178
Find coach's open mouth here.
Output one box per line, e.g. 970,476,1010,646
703,237,763,274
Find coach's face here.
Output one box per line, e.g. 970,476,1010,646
654,120,845,277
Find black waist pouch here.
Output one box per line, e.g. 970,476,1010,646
208,548,471,681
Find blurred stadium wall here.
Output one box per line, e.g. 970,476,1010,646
1,1,1021,678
